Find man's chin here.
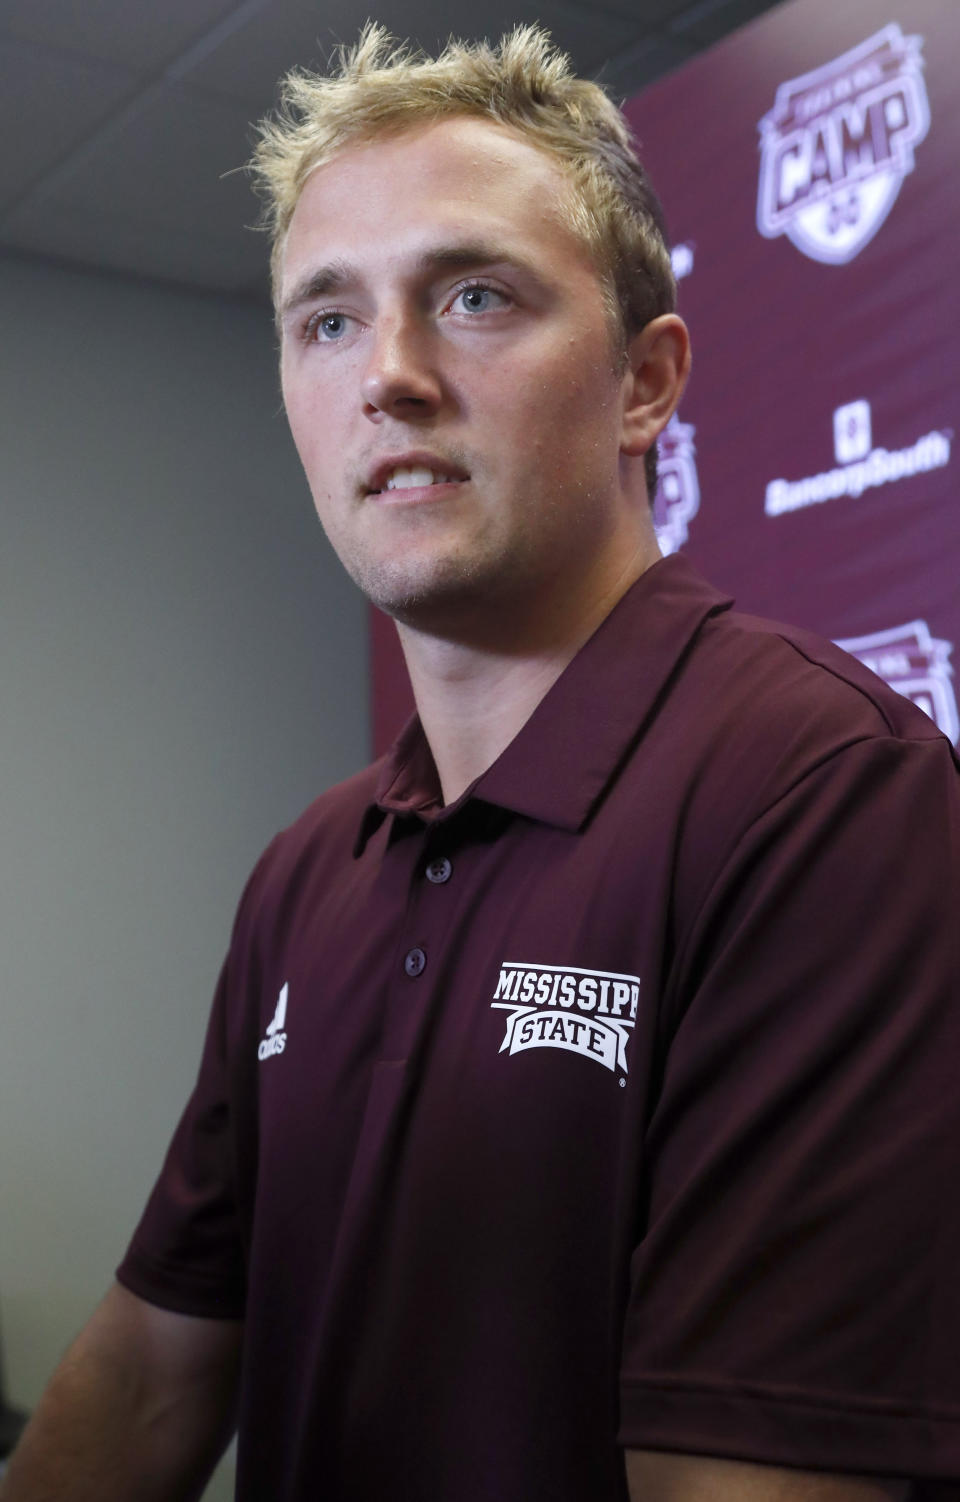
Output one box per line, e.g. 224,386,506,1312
350,556,497,634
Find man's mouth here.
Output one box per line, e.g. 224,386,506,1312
374,465,462,494
366,456,470,495
381,462,459,492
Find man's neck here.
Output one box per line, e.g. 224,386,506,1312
396,547,660,806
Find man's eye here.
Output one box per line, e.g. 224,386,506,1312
307,312,349,341
453,285,507,314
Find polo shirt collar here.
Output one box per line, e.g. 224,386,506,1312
356,554,732,854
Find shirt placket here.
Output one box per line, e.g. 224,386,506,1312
379,812,464,1065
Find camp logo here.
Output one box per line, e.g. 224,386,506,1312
836,623,958,744
757,24,930,265
765,399,951,517
654,415,700,555
491,962,639,1076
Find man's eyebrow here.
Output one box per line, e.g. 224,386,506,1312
279,242,539,321
279,260,353,320
416,241,537,277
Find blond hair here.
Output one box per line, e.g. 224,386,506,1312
250,24,675,492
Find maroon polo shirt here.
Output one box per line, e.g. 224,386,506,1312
117,554,960,1500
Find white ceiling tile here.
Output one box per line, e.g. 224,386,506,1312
7,84,260,242
0,0,242,73
593,32,697,98
671,0,788,46
0,37,138,210
186,0,647,108
580,0,694,25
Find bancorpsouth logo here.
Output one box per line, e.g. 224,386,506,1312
757,24,930,265
491,962,638,1076
654,415,700,555
765,400,951,517
836,623,958,745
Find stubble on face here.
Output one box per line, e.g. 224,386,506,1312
336,478,496,628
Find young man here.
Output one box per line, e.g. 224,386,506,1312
5,27,959,1502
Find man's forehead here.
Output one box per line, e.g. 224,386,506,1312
278,117,584,300
286,116,577,247
307,114,567,187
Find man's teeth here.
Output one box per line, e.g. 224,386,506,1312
383,466,456,490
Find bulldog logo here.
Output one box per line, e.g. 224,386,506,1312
653,415,700,556
836,622,958,744
757,24,930,265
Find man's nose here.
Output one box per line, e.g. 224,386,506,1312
361,317,443,420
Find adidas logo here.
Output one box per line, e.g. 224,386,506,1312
258,983,288,1061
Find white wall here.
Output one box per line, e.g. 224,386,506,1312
0,255,370,1497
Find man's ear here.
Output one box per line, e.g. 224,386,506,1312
619,314,691,456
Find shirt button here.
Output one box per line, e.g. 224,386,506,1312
404,947,427,977
425,856,453,884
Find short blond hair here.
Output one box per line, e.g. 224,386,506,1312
250,24,675,493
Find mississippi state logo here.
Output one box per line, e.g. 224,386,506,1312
653,415,699,556
836,622,958,744
757,24,930,265
491,962,639,1077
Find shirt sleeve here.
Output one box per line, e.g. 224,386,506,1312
619,732,960,1487
115,956,247,1319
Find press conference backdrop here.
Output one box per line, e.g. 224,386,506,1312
370,0,959,752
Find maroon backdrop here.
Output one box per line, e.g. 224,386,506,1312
371,0,958,753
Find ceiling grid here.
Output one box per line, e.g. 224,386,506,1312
0,0,786,301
